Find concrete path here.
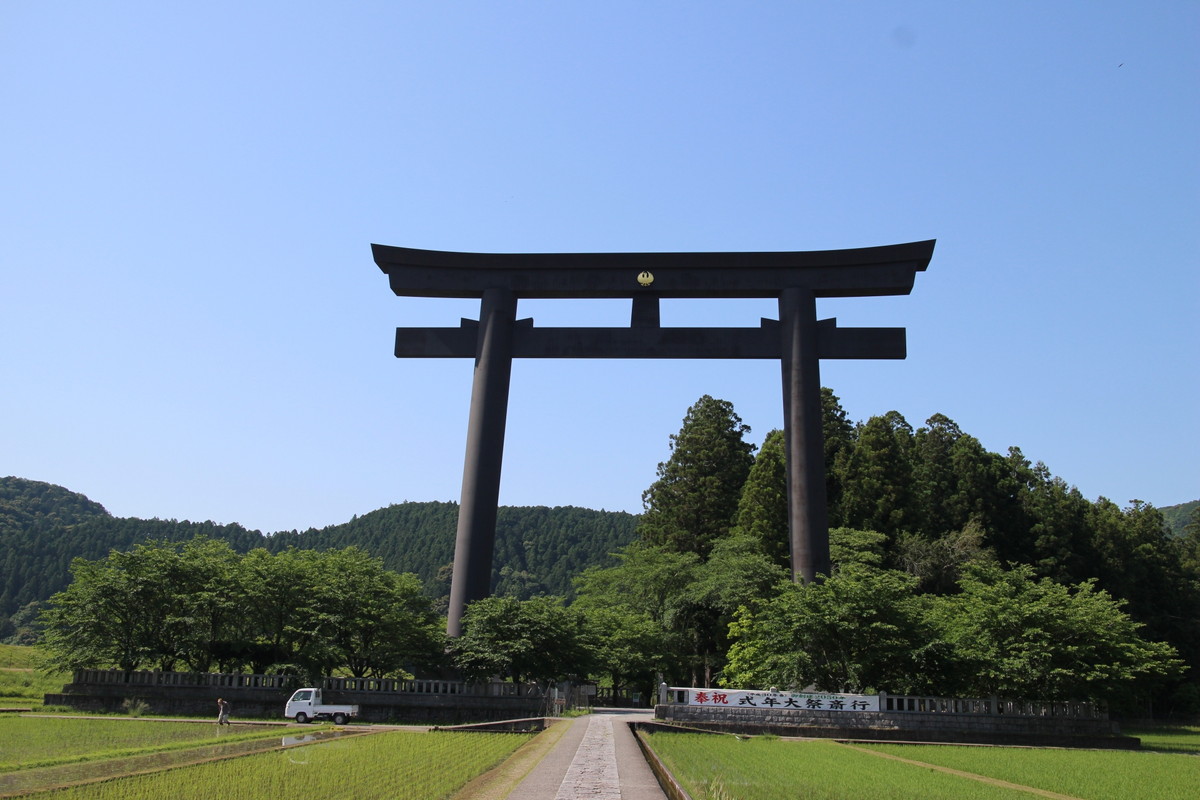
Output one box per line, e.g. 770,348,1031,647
504,709,667,800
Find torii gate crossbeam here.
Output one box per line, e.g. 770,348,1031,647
373,240,935,636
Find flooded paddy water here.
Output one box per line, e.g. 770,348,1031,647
0,728,374,797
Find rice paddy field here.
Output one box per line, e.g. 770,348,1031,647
0,716,527,799
1124,725,1200,754
641,731,1200,800
862,741,1199,800
4,639,1197,800
0,717,285,772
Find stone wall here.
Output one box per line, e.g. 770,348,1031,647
46,677,545,723
655,704,1139,749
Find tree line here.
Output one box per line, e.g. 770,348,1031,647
0,477,637,642
21,390,1200,714
39,538,443,681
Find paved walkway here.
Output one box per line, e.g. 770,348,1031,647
504,709,667,800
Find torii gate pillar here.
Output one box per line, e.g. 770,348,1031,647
446,288,516,632
373,240,934,635
780,287,830,584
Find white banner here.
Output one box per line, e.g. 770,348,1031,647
686,689,878,712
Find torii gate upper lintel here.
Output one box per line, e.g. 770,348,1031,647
373,240,935,636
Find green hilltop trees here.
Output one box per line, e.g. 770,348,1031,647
573,391,1194,714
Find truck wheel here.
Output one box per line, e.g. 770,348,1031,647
295,712,309,724
332,713,348,725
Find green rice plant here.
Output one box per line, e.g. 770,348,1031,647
642,733,1032,799
1125,725,1200,754
0,717,284,772
863,742,1200,800
31,730,526,800
0,730,332,796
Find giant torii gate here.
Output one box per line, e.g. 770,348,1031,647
374,240,935,636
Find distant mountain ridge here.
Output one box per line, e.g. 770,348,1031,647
1162,499,1199,537
0,476,639,632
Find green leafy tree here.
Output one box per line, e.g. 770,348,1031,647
573,604,666,699
310,548,443,679
265,501,637,602
571,542,787,690
981,448,1096,583
828,527,889,571
723,564,939,694
1020,472,1094,582
571,538,787,687
40,543,184,673
928,563,1183,702
239,548,328,677
40,540,446,683
170,537,250,672
638,395,755,557
1088,500,1180,624
449,595,590,686
673,534,790,686
573,544,699,684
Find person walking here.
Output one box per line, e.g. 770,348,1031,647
216,697,230,726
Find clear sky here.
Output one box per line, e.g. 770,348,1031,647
2,2,1196,534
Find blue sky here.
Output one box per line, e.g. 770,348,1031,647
2,2,1196,533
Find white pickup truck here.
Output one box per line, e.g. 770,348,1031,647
284,688,359,724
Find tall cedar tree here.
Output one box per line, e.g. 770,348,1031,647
734,388,856,568
638,396,755,558
821,388,855,527
732,429,789,569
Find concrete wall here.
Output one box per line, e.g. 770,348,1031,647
45,682,544,723
655,704,1139,749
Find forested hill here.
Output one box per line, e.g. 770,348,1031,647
263,501,639,601
0,476,639,639
0,478,268,628
1163,500,1199,537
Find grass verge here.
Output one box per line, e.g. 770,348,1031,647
450,718,574,800
0,644,68,710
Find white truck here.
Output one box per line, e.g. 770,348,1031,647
284,688,359,724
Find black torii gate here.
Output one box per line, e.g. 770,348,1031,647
373,240,935,636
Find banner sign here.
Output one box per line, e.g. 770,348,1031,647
686,689,879,712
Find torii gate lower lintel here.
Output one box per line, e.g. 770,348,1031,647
373,240,935,636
